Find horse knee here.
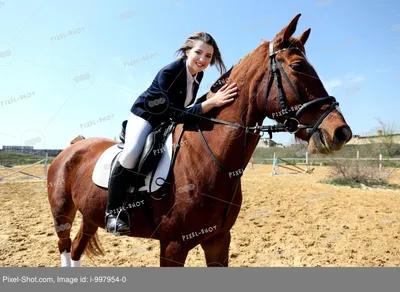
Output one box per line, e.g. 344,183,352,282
160,242,188,266
164,241,183,257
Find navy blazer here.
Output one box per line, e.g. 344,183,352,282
131,58,204,127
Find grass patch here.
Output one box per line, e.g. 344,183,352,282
320,178,400,190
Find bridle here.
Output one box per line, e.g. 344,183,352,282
191,40,340,227
206,40,339,140
261,41,339,139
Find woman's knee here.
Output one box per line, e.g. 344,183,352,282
118,153,136,169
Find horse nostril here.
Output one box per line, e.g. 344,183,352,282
334,126,352,143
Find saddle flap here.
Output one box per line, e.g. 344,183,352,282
92,132,175,193
137,122,175,177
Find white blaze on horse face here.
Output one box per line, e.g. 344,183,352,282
186,40,214,75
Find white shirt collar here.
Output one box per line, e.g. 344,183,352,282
186,61,199,84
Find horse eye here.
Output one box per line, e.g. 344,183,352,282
289,62,302,70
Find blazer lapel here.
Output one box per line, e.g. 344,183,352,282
182,59,188,98
187,71,203,107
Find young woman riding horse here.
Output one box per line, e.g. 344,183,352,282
106,32,239,235
47,14,352,267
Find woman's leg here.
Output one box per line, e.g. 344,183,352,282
118,113,153,169
105,113,153,236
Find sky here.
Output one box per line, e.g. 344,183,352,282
0,0,399,150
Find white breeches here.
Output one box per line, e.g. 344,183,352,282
118,113,153,169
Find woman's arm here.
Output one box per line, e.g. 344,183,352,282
157,69,238,123
157,69,204,123
167,83,238,123
201,83,237,114
200,98,216,114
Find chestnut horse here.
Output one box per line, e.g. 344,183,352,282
47,14,352,267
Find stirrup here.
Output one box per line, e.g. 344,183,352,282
106,209,131,236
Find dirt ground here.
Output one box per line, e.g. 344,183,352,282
1,164,400,267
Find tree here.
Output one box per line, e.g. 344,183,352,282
371,119,400,158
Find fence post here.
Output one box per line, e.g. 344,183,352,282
44,152,49,179
356,151,359,160
379,153,382,171
271,152,276,175
305,152,309,171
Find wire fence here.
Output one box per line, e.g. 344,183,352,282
253,153,400,168
0,153,50,182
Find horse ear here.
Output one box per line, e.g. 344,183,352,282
276,13,302,42
298,28,311,46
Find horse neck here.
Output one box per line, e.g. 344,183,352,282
204,65,266,172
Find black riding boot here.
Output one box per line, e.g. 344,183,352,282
105,161,131,236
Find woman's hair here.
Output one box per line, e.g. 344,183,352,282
175,32,226,75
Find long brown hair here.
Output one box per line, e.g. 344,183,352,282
175,32,226,75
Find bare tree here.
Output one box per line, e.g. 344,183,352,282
371,119,400,157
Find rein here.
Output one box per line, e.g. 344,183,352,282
196,40,340,228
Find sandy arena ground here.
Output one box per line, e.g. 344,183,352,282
0,164,400,267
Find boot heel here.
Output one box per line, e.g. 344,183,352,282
105,211,130,236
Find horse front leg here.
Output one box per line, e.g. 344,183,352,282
200,231,231,267
159,241,189,267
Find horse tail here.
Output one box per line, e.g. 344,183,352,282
85,230,105,257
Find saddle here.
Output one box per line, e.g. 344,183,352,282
117,119,177,189
93,118,185,237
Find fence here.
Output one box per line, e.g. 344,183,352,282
0,153,49,182
253,152,400,168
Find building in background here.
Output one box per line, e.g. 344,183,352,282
256,137,284,148
347,130,400,145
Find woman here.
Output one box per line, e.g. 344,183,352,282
106,32,238,236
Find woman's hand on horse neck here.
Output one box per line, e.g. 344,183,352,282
200,83,238,114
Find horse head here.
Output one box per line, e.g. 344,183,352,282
207,13,352,155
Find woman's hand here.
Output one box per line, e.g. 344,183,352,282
200,82,238,114
211,83,238,107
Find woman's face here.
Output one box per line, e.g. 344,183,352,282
185,40,214,75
